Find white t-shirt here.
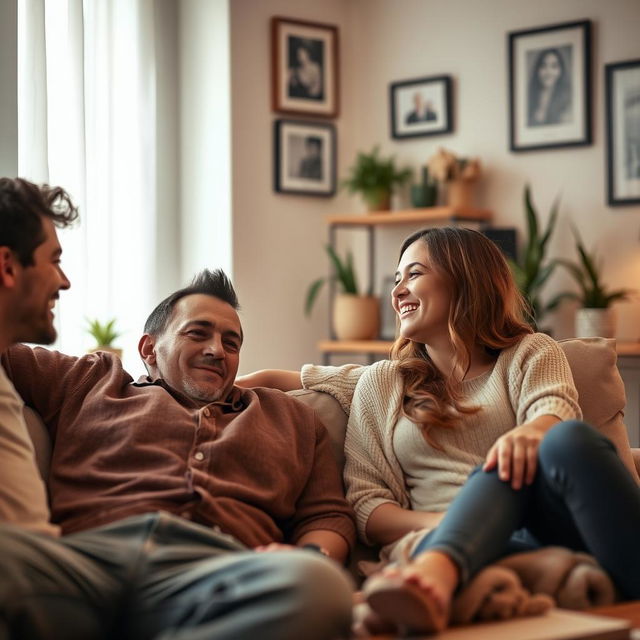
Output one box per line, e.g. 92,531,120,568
0,363,58,535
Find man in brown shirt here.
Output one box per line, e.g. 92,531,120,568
0,180,355,640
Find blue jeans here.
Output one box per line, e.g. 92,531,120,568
0,512,353,640
412,421,640,599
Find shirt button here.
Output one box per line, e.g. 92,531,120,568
194,451,205,461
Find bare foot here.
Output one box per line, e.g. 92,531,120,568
363,551,459,635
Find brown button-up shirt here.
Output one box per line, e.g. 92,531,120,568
2,345,355,550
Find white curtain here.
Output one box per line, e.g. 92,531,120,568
18,0,160,375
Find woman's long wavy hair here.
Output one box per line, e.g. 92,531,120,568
391,227,532,446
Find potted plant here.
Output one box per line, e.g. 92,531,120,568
305,245,379,340
86,318,123,358
560,229,633,338
507,186,565,330
341,146,411,211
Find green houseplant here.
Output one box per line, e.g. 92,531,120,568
86,318,122,358
305,245,379,340
341,146,411,211
560,229,633,337
508,186,564,328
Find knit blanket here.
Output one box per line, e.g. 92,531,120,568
451,547,616,624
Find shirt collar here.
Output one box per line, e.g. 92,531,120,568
133,376,246,413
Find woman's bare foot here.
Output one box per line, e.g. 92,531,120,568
363,551,459,635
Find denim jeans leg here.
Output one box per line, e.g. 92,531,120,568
529,420,640,599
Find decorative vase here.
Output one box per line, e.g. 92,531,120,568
363,189,391,212
575,308,616,338
447,179,475,209
410,183,438,208
332,294,380,340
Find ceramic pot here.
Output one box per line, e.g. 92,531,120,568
410,183,438,208
447,179,475,209
333,294,380,340
575,308,615,338
363,189,391,212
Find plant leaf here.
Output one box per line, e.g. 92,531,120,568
304,278,325,316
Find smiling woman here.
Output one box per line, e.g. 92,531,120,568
239,226,640,635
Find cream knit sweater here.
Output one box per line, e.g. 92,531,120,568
302,333,581,543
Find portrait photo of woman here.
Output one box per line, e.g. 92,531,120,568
527,46,573,127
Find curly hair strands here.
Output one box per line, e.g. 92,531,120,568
391,227,532,446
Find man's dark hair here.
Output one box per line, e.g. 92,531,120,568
144,269,240,336
0,177,79,266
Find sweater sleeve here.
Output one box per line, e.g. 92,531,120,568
301,363,367,416
509,333,582,425
343,361,410,544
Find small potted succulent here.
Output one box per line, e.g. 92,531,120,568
86,318,123,358
341,146,411,211
305,245,379,340
560,229,634,338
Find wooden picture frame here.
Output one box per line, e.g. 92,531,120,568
273,119,336,197
606,59,640,206
271,16,339,118
508,20,592,152
390,75,453,139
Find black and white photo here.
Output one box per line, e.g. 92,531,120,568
509,20,591,151
606,59,640,206
274,120,336,196
390,75,452,139
272,17,339,117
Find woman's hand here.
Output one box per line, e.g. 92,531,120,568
483,415,560,490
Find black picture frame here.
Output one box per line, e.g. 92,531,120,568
271,16,339,118
389,75,453,139
273,119,336,197
508,19,592,152
606,59,640,206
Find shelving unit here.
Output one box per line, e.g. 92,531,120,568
320,206,493,364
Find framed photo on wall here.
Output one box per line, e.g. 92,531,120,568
273,119,336,196
390,75,453,139
508,20,592,152
606,59,640,206
271,17,339,118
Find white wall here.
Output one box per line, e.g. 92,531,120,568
230,0,640,373
179,0,232,282
0,0,18,177
230,0,355,373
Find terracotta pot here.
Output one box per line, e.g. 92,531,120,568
363,189,391,212
447,179,475,209
575,308,615,338
88,346,123,359
332,294,380,340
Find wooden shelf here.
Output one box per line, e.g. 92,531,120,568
618,341,640,357
318,339,640,357
325,207,492,226
317,340,393,355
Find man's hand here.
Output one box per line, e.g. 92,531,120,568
483,415,560,490
254,543,297,553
